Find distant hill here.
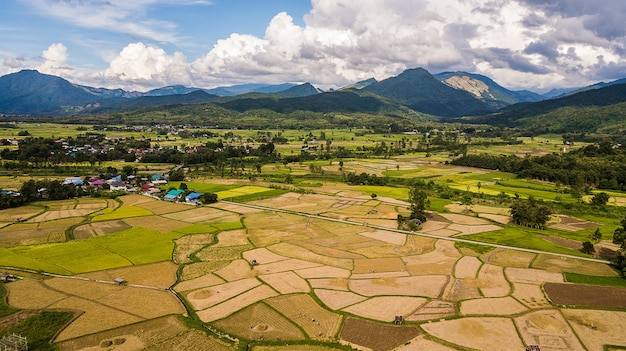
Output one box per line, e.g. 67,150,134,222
89,90,219,113
435,71,543,108
472,83,626,133
144,85,205,97
205,83,298,96
0,70,101,115
363,68,494,117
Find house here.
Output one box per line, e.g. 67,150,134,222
185,192,203,204
109,181,128,192
63,177,84,185
164,189,185,201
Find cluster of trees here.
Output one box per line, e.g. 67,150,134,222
510,197,552,229
451,142,626,190
20,179,81,202
344,172,388,186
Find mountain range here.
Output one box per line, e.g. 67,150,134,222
0,68,625,132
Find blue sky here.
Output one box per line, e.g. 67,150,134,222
1,0,626,92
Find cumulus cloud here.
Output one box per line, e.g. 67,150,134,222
6,0,626,91
36,43,72,76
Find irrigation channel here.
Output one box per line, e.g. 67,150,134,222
220,200,612,265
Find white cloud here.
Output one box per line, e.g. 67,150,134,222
5,0,626,91
36,43,71,76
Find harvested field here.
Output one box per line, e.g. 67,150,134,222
544,283,626,308
353,257,406,274
209,202,263,214
483,249,535,268
439,213,491,225
164,206,236,222
405,300,456,322
195,244,253,262
214,229,249,246
505,267,563,284
421,317,524,351
477,264,510,297
215,259,255,281
393,335,458,351
187,278,261,311
254,257,322,274
358,229,406,245
339,317,420,351
180,261,231,280
213,302,305,341
0,205,42,223
253,346,346,351
91,206,153,221
403,245,459,276
123,215,189,233
147,329,234,351
97,286,184,319
308,278,349,291
549,215,600,232
263,243,352,269
515,309,585,351
447,223,502,235
173,233,214,264
445,278,482,301
174,273,225,292
342,296,426,322
314,289,366,310
562,309,626,351
460,296,527,315
420,220,449,233
532,254,619,276
134,199,191,215
540,235,582,250
243,247,288,264
266,294,343,340
512,283,552,309
454,256,482,279
118,194,154,207
349,275,448,298
50,297,143,341
72,220,131,239
259,271,310,294
295,265,351,279
6,279,67,308
196,284,278,322
44,277,122,299
29,209,94,222
479,213,510,224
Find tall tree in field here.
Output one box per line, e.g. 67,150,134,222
408,187,428,223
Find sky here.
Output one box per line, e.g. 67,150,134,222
1,0,625,93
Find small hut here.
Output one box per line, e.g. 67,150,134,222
526,346,541,351
114,277,126,285
394,316,404,325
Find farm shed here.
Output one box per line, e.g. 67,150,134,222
526,346,541,351
164,189,185,201
185,192,203,204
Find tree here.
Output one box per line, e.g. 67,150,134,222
591,192,610,206
408,187,428,223
510,196,552,229
590,228,602,243
613,216,626,250
581,241,595,254
200,192,218,204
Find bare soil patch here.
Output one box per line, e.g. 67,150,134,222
213,302,305,341
339,317,420,351
348,275,448,298
515,309,585,351
73,220,131,239
164,206,236,222
393,335,459,351
187,278,261,311
439,213,490,225
460,296,527,316
544,283,626,309
258,271,310,294
479,213,510,224
215,259,255,281
294,265,351,279
342,296,426,322
266,293,342,340
454,256,482,279
420,317,524,351
405,300,456,322
79,261,179,288
174,273,225,292
214,229,249,246
445,278,482,301
562,309,626,351
353,257,406,274
308,278,349,291
477,264,510,297
448,223,502,235
358,229,406,245
505,267,563,284
197,284,278,322
540,235,582,251
512,283,552,309
314,289,366,310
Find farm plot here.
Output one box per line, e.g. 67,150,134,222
123,215,189,233
133,198,191,215
72,220,131,239
172,233,214,264
78,261,179,288
314,289,366,310
342,296,426,322
266,294,343,340
213,302,305,341
339,317,420,351
196,284,278,322
421,317,524,351
460,296,527,316
532,254,619,276
544,283,626,308
476,264,510,297
483,249,536,268
0,205,42,226
348,275,449,298
515,309,585,351
164,206,240,223
512,283,552,309
562,309,626,351
405,300,457,322
91,206,153,222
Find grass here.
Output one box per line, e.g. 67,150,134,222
355,185,409,200
564,272,626,287
455,241,494,255
0,311,74,351
427,197,454,212
211,222,244,231
173,223,219,235
0,283,19,318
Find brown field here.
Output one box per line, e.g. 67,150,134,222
512,282,552,309
342,296,426,322
253,257,323,274
187,278,261,311
295,265,351,279
213,302,305,341
544,283,626,308
483,248,535,268
479,213,511,224
454,256,482,279
0,205,42,224
421,317,524,351
264,243,353,270
123,215,189,232
173,273,225,292
6,279,68,309
215,259,255,281
562,309,626,351
266,294,343,340
117,194,154,207
477,264,510,297
196,284,278,322
79,261,179,288
460,296,527,316
314,289,366,310
353,257,406,274
549,215,600,232
258,271,310,294
253,346,346,351
532,254,620,276
179,261,231,280
358,229,406,245
173,233,214,264
505,267,563,284
97,287,184,319
72,220,131,239
164,206,239,223
195,244,253,262
29,209,96,221
348,275,448,298
439,213,491,225
214,229,249,246
515,309,585,351
134,199,191,215
393,335,459,351
308,278,349,291
339,317,420,351
405,300,456,322
445,278,482,301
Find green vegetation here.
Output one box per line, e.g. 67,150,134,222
0,311,74,351
0,283,18,317
564,272,626,287
454,241,494,255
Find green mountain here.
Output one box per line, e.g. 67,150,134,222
363,68,494,117
0,70,101,115
472,83,626,133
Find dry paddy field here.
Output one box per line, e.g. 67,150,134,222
3,192,626,351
